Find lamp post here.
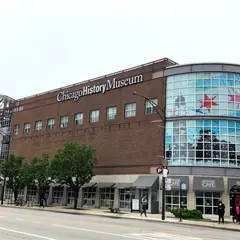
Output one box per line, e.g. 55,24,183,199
133,91,168,220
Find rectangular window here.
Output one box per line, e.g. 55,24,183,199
107,107,117,120
90,110,99,123
23,123,31,134
74,113,83,125
125,103,136,118
145,98,158,114
60,116,68,128
47,118,55,130
35,120,42,132
13,124,20,135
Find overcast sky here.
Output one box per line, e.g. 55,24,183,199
1,0,239,99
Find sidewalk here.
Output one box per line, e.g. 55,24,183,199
1,204,240,232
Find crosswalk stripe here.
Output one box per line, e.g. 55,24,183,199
125,233,205,240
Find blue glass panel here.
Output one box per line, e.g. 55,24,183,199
212,79,219,86
227,80,234,86
236,122,240,131
196,120,203,126
227,73,234,80
204,79,211,86
220,73,226,80
196,80,203,87
211,73,219,79
220,79,227,86
166,136,172,143
228,121,235,128
204,120,211,127
235,74,240,80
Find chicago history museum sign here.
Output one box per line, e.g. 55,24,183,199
57,74,144,102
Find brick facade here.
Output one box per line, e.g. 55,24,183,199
10,58,176,174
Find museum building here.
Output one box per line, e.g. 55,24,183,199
1,59,240,217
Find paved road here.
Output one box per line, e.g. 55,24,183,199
0,207,238,240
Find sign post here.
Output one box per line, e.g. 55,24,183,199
179,180,187,222
156,166,169,220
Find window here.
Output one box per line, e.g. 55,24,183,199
52,186,64,204
125,103,136,118
100,188,114,208
107,107,117,120
74,113,83,125
27,186,37,204
60,116,68,128
47,118,55,129
196,192,221,215
90,110,99,123
119,188,135,209
83,187,96,207
67,188,74,205
35,120,42,132
166,190,187,212
23,123,31,134
145,98,158,114
13,124,20,135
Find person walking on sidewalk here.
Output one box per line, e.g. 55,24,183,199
140,195,148,217
236,202,240,224
217,199,225,224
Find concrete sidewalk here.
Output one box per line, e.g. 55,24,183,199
1,204,240,232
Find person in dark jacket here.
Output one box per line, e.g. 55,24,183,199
140,195,148,217
217,199,225,223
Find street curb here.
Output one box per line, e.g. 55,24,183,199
1,205,239,232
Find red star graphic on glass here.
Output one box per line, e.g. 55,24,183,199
198,94,219,112
228,92,240,108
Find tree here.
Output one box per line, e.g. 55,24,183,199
51,142,97,209
0,154,24,203
20,154,52,202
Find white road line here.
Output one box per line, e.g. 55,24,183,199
33,221,41,224
53,224,151,239
0,216,7,218
126,233,205,240
16,218,24,221
0,227,56,240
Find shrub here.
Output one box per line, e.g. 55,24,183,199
109,207,121,213
171,208,203,220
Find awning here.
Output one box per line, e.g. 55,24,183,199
193,177,224,192
132,176,159,190
228,178,240,191
114,183,132,189
163,176,189,190
82,182,97,188
96,182,115,188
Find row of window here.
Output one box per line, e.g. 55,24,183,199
13,99,158,135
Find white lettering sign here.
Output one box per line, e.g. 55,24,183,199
171,179,180,187
57,74,144,102
201,180,216,188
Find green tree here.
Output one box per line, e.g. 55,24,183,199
0,154,24,203
51,142,97,209
20,154,52,202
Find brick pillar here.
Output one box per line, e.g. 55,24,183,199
222,177,230,217
188,175,195,210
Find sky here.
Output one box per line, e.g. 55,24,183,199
0,0,240,99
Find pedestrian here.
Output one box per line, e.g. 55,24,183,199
140,195,148,217
236,202,240,224
39,194,45,209
217,199,225,224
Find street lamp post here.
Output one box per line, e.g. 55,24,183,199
133,91,168,220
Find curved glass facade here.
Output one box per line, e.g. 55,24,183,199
166,72,240,117
166,72,240,168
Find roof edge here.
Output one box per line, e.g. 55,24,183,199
17,57,177,102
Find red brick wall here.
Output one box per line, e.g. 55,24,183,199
10,59,174,174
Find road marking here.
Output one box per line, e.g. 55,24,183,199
53,224,150,239
33,221,41,224
16,218,24,221
0,216,7,218
0,227,56,240
125,233,207,240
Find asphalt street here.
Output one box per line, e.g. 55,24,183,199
0,207,238,240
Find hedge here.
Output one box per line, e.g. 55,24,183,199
171,208,203,220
